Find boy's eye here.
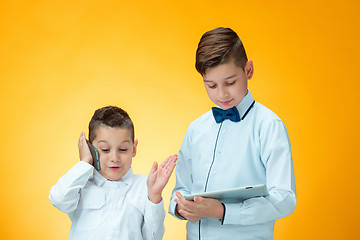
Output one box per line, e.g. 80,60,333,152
208,84,216,89
101,149,110,152
119,149,127,152
226,81,236,86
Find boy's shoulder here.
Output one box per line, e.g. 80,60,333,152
252,101,282,122
188,109,214,128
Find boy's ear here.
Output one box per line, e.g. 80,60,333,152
132,139,138,157
245,60,254,80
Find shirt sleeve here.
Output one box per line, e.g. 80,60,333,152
142,198,166,240
49,161,94,214
168,127,192,219
222,119,296,225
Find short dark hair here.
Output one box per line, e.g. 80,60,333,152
195,27,248,75
88,106,134,143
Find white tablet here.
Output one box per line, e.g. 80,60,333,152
184,184,268,203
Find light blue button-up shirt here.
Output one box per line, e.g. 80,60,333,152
49,162,165,240
169,90,296,240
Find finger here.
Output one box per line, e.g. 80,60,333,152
172,154,178,162
175,198,188,213
178,209,202,222
166,154,177,168
163,154,178,171
169,159,177,172
78,132,87,150
164,154,177,166
149,161,158,175
160,155,172,169
174,198,181,206
175,192,189,209
178,209,191,219
175,192,187,202
175,192,198,213
82,136,91,154
78,132,84,148
80,132,87,146
165,161,176,176
176,202,194,215
82,132,87,143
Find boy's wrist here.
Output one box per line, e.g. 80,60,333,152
215,203,224,220
80,158,93,165
148,192,162,204
207,200,224,220
216,202,225,220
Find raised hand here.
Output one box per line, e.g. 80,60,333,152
78,131,93,165
147,154,177,204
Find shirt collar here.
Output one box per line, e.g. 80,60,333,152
93,167,134,187
235,89,255,120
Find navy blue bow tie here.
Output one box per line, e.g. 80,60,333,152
212,106,241,123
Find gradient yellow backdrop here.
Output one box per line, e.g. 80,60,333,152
1,0,359,239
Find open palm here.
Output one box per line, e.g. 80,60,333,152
147,154,177,203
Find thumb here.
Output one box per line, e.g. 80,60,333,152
193,196,204,204
149,161,158,174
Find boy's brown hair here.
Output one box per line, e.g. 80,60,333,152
195,27,248,75
88,106,134,143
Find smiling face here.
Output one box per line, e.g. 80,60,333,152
92,126,137,181
203,60,254,110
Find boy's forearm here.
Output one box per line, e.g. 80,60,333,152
143,198,166,240
49,161,93,213
221,190,295,225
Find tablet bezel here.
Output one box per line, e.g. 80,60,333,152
183,184,268,202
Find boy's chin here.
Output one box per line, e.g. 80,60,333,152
105,176,122,181
99,171,124,181
221,106,235,110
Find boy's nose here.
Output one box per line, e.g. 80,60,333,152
218,86,229,99
110,152,120,162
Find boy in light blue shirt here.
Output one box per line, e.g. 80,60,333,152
50,106,177,239
169,27,296,239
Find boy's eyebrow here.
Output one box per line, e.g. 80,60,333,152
97,140,132,144
203,79,213,82
203,74,238,82
224,74,237,80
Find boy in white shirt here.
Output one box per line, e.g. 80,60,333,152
49,106,177,240
169,27,296,239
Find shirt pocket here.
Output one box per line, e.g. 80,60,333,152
74,188,105,231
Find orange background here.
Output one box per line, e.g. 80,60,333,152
1,0,359,239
